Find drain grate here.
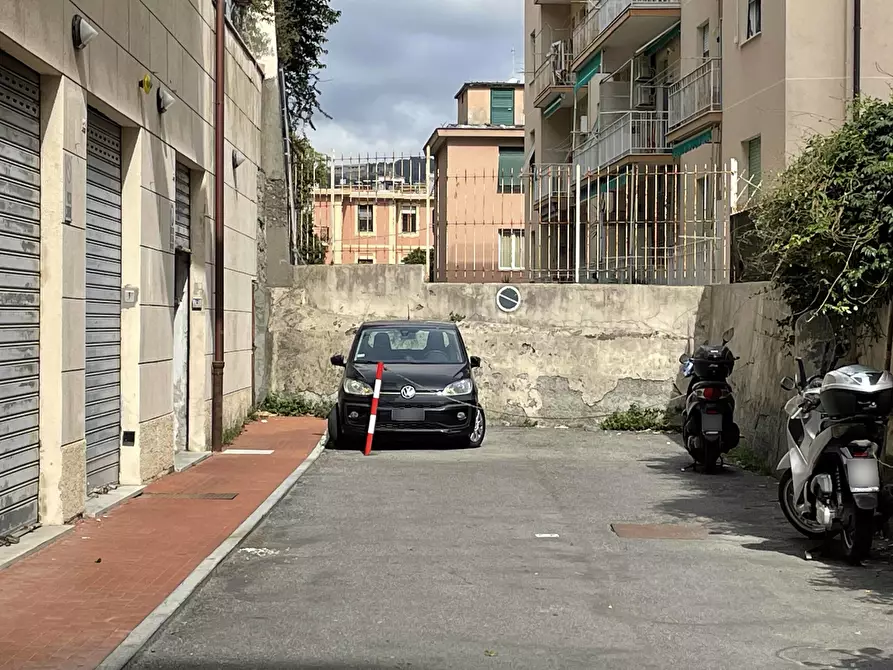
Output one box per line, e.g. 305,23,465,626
139,492,238,500
611,523,706,540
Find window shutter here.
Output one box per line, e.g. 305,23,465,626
498,148,524,193
490,89,515,125
747,137,762,186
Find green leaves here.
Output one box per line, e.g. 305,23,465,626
747,96,893,342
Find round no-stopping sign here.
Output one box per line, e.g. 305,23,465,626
496,285,521,313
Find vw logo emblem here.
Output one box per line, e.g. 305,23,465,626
400,385,416,399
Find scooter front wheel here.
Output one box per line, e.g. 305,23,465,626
778,469,828,540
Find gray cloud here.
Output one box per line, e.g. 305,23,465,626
306,0,523,157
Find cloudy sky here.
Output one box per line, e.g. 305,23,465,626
306,0,524,159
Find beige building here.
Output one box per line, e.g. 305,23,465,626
426,81,527,282
0,1,269,539
525,0,893,281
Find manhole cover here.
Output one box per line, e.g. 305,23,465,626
139,492,238,500
611,523,707,540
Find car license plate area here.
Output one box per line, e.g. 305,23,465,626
392,408,426,422
701,413,723,434
847,459,879,491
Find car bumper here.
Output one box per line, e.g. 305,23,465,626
340,395,477,436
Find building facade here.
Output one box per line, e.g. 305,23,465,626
426,81,527,282
0,1,267,538
524,0,893,282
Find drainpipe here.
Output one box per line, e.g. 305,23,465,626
853,0,862,101
211,0,226,451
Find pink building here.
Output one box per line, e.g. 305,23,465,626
426,81,527,282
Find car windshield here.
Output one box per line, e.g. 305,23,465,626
353,326,465,364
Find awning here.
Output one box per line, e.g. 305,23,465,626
637,21,681,57
574,51,602,92
672,128,715,158
543,95,563,119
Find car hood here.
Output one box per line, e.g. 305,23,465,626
351,362,470,393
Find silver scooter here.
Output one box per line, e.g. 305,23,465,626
776,339,893,563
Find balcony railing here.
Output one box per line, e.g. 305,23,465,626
532,47,575,102
532,164,574,203
573,0,680,58
598,111,669,166
668,59,722,130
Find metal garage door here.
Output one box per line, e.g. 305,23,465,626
174,162,191,250
85,110,122,494
0,53,40,537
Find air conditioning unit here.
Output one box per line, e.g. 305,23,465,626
633,85,656,109
633,53,654,82
579,115,589,134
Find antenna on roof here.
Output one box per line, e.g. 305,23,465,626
507,47,522,84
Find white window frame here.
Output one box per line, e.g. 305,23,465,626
356,256,374,265
497,228,525,271
746,0,761,40
400,206,418,234
698,22,710,59
357,203,374,234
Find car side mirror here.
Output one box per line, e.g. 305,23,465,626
722,327,735,344
330,354,345,367
780,376,797,391
470,356,481,369
679,353,690,364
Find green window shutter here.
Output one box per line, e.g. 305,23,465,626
498,147,524,193
747,136,762,187
491,89,515,125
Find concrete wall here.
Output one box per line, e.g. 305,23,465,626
268,266,705,427
0,0,263,523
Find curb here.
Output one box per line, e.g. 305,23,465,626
96,433,327,670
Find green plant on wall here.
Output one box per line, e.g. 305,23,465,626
292,134,327,264
744,96,893,343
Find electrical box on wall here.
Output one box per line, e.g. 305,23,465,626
191,283,204,311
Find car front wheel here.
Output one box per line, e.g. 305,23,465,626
326,406,341,449
463,408,486,448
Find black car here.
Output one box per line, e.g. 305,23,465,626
327,320,486,449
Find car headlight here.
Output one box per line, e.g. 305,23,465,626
443,378,474,396
343,378,373,396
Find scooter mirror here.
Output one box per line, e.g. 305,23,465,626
679,353,690,364
780,376,797,391
722,327,735,344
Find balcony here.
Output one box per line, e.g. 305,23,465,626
668,58,722,142
532,45,576,109
572,0,681,68
532,164,574,211
574,111,671,174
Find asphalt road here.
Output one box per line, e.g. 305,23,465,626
128,428,893,669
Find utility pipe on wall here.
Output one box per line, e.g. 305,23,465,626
853,0,862,101
211,0,226,451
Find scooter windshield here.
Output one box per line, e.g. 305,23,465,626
794,313,836,378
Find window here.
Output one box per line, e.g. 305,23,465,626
490,88,515,125
497,147,524,194
357,204,373,233
357,257,374,265
746,0,761,39
698,22,710,58
498,229,525,271
401,206,418,234
747,136,762,190
353,326,464,365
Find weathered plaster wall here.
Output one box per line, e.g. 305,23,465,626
269,266,706,426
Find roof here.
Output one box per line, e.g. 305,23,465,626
454,81,524,100
424,124,525,155
360,320,456,329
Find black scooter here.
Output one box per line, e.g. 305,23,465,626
679,328,741,472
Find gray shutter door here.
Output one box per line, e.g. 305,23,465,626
0,53,40,537
748,137,762,186
85,110,122,493
174,163,190,250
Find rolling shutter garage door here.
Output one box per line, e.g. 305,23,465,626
174,163,190,250
85,110,122,493
0,54,40,537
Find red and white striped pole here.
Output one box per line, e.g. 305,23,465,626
364,362,384,456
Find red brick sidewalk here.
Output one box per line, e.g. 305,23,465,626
0,417,324,670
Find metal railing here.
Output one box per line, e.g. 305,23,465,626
573,0,681,56
595,111,670,168
575,133,599,175
669,59,722,129
533,164,574,204
531,47,576,102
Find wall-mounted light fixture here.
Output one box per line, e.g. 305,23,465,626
157,88,176,114
232,150,246,170
72,14,99,50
